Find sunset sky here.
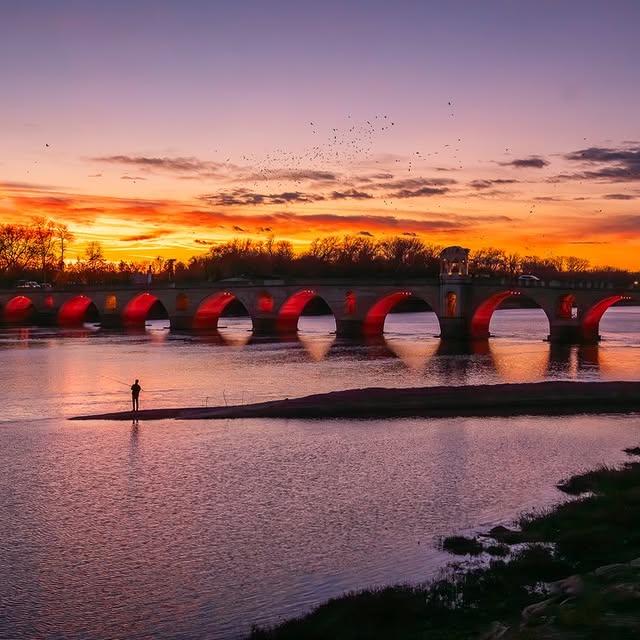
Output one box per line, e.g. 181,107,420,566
1,1,639,267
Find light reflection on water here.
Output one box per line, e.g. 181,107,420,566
1,308,640,639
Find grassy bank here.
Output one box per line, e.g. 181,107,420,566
249,448,640,639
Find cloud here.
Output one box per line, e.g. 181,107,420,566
371,177,456,190
469,179,518,190
244,169,340,184
194,239,214,245
200,189,326,206
354,172,394,183
556,146,640,182
0,180,59,192
387,186,450,198
0,183,514,248
330,189,373,200
566,241,610,245
402,232,417,237
92,154,228,178
358,230,374,236
121,229,168,242
603,193,636,200
121,175,146,181
501,156,549,169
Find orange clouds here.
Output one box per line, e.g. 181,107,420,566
2,140,640,270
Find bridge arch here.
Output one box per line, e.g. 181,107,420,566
3,295,35,324
58,295,100,326
363,290,439,336
193,292,250,331
121,292,169,327
581,294,634,342
277,289,336,333
471,290,550,339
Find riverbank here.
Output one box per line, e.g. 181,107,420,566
70,380,640,421
249,447,640,639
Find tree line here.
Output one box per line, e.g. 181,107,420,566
0,219,636,287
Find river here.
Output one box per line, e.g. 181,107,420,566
1,308,640,639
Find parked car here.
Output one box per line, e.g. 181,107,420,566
15,280,41,288
517,274,541,283
40,282,53,288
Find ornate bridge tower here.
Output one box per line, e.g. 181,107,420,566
438,246,472,340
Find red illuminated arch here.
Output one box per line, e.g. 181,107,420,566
193,292,240,330
277,290,333,333
3,295,34,324
581,295,633,342
471,290,529,339
363,291,437,336
121,292,167,327
58,295,98,326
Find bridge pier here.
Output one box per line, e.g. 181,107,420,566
251,316,280,335
101,313,124,329
335,318,366,338
169,314,194,331
548,321,592,344
438,317,474,341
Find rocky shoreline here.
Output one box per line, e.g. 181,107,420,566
250,446,640,639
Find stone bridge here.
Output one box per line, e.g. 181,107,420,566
0,248,636,343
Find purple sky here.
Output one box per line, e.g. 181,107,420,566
1,1,639,265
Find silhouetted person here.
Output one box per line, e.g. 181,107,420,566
131,379,142,413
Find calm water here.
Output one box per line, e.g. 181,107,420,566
2,308,640,639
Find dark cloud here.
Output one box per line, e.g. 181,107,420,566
402,232,417,237
200,189,326,206
603,193,636,200
354,172,394,183
566,241,610,245
121,229,168,242
557,146,640,182
258,227,272,232
330,189,373,200
0,180,59,192
501,156,549,169
372,177,456,190
93,155,227,177
469,179,518,190
121,175,146,181
246,169,340,183
387,186,450,199
358,230,374,237
233,225,246,232
194,239,214,245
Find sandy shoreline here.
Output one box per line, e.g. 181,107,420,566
69,380,640,421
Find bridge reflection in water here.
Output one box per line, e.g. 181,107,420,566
1,311,620,385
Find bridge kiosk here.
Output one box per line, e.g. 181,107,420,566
439,246,472,341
